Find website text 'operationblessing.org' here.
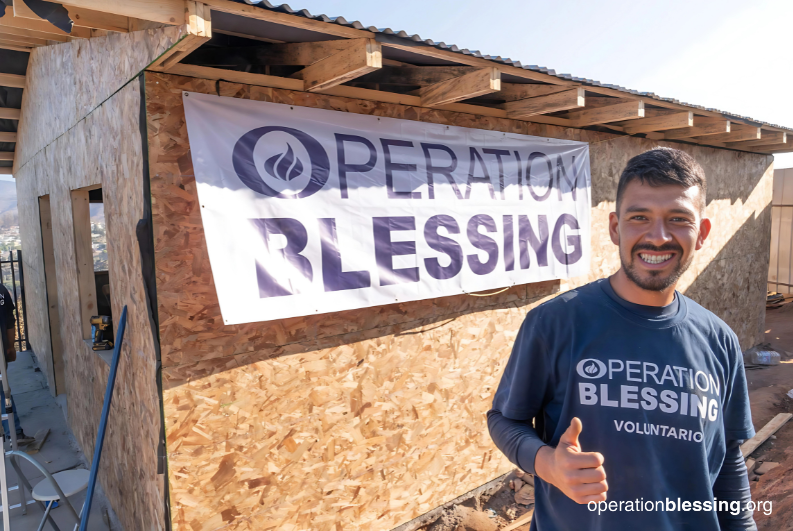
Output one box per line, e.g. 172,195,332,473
588,498,773,516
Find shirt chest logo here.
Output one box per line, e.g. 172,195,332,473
577,358,607,379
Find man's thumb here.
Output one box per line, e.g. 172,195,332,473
559,417,583,449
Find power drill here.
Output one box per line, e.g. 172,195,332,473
90,315,114,351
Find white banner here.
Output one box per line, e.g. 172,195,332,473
183,92,591,325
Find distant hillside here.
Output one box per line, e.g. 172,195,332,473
0,181,18,228
0,181,16,213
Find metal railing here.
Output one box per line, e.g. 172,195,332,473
0,250,29,352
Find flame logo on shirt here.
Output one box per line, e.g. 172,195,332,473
576,358,607,379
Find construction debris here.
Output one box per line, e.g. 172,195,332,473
755,462,780,476
24,428,50,455
741,413,793,457
744,344,781,365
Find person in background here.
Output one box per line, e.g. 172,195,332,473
0,282,34,446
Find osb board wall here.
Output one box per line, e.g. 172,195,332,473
146,72,772,531
15,80,165,531
14,24,186,171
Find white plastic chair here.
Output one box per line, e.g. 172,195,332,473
7,451,87,531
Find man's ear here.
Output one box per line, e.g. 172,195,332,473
696,217,711,250
608,211,620,246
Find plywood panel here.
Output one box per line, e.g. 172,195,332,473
15,81,165,531
147,71,772,531
14,24,186,171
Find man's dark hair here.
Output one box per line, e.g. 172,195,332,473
616,147,707,215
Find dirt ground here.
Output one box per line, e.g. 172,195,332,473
747,304,793,531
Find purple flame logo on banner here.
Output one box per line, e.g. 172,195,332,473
232,126,330,198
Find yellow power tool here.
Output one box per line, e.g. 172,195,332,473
90,315,114,351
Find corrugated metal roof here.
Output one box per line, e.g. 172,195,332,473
237,0,792,132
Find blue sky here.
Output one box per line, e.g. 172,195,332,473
3,0,790,182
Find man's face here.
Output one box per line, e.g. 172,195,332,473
609,180,711,292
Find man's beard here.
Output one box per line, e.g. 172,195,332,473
621,243,692,292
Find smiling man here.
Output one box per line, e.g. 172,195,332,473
488,148,756,530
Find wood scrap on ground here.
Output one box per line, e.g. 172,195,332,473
741,413,793,457
24,428,49,455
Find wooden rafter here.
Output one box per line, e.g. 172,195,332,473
0,26,72,43
727,131,786,149
14,0,129,33
622,112,693,135
745,141,790,153
0,152,14,161
419,67,500,107
665,119,729,140
0,132,18,143
701,126,761,143
57,0,183,25
0,42,33,52
504,87,584,119
0,108,21,120
166,63,304,91
0,73,26,89
293,38,382,92
356,66,476,86
0,33,47,47
148,2,212,72
0,168,12,175
567,100,644,127
0,11,91,38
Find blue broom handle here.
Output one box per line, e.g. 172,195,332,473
79,305,127,531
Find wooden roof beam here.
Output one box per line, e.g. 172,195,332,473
665,119,729,140
14,0,129,33
294,38,382,92
0,26,72,43
0,109,21,120
0,132,18,143
0,73,26,89
419,67,500,107
727,131,786,149
148,2,212,71
355,66,476,86
165,63,304,91
0,168,12,176
0,11,90,38
0,42,33,52
567,100,644,127
57,0,183,25
0,33,47,47
699,126,761,143
0,152,14,162
622,112,693,135
504,87,585,119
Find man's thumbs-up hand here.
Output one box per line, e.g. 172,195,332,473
534,417,608,504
